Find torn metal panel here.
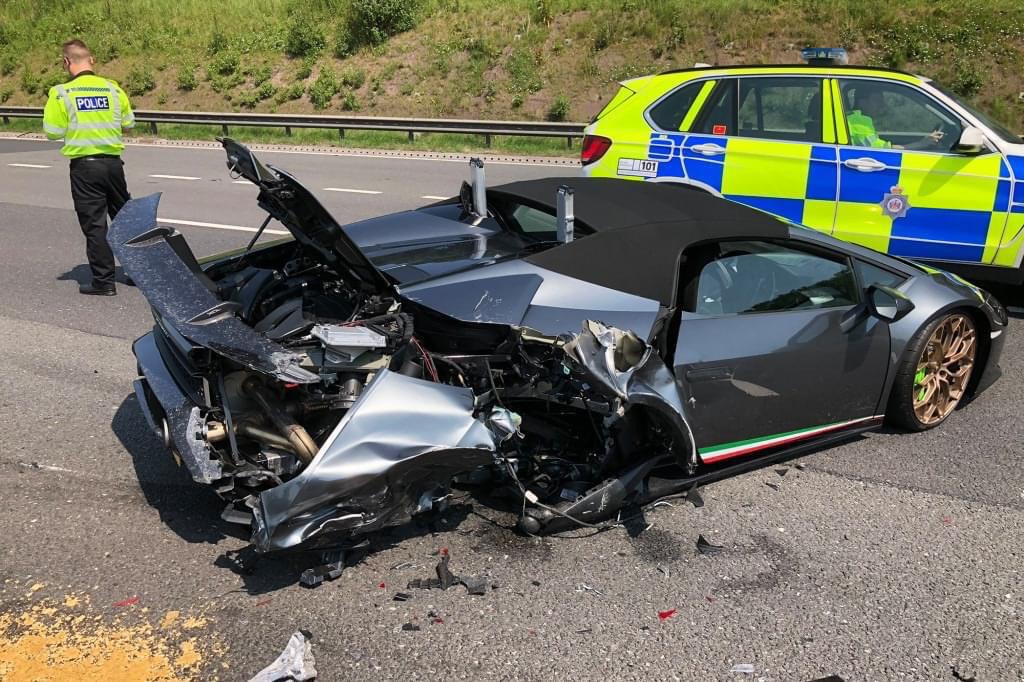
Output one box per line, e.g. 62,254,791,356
109,193,317,384
252,370,496,552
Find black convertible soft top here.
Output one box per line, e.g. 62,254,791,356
492,178,789,306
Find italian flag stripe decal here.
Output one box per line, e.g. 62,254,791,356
698,415,884,464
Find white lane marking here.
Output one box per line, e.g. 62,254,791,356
421,195,448,200
1,135,576,167
323,187,382,194
157,217,289,235
149,173,201,180
232,180,251,184
8,163,51,168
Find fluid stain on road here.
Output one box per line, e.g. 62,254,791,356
0,583,225,681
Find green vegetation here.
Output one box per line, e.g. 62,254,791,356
0,0,1019,135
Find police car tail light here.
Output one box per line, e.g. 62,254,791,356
580,135,612,165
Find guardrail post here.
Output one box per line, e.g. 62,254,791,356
566,136,573,149
285,126,292,136
408,131,415,142
484,134,492,148
338,128,345,139
149,121,158,134
2,116,8,125
222,124,229,136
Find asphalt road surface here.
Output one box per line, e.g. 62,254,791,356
1,136,1022,681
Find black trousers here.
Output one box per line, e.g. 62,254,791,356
69,155,130,287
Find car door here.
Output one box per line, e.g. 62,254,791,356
832,77,1009,264
672,238,890,462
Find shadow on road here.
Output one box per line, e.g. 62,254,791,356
111,394,245,546
57,263,135,286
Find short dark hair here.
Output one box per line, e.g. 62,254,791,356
62,39,92,63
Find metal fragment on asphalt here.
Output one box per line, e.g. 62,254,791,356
696,534,724,555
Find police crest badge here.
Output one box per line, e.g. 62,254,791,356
880,185,910,219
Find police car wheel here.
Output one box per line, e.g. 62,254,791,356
886,311,977,432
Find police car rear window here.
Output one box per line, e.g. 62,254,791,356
648,80,705,131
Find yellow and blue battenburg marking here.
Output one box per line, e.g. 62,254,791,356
642,132,1024,267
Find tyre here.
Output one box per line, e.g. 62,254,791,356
886,311,977,431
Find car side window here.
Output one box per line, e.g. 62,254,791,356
648,80,706,131
838,79,962,152
691,240,858,315
736,77,823,142
854,259,907,290
693,79,737,136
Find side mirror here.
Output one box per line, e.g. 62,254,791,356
867,284,914,323
954,126,986,155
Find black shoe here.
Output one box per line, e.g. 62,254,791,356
80,283,116,296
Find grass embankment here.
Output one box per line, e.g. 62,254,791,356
1,0,1021,152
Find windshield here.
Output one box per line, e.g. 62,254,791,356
930,82,1022,144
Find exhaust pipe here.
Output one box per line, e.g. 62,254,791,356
470,158,487,218
241,377,319,465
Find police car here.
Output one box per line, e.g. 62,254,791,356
581,49,1024,284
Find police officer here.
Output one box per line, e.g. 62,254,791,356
43,39,135,295
847,86,944,151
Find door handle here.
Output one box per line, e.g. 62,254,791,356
685,366,733,382
843,157,887,172
690,143,726,157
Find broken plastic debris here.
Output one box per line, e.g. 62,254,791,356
248,630,317,682
657,566,671,578
576,583,605,597
407,551,488,595
657,608,677,621
686,484,704,508
299,550,345,588
401,623,421,632
730,663,755,674
378,582,386,589
392,592,412,602
765,481,780,491
696,534,724,555
775,467,789,477
112,596,140,608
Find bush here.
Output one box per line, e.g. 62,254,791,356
251,63,273,86
951,61,983,98
124,66,156,97
340,67,365,89
208,50,240,77
0,53,16,77
176,63,198,91
0,86,13,103
546,95,569,122
236,89,260,108
207,29,229,55
308,67,339,109
333,23,354,59
256,81,277,101
285,17,326,58
349,0,421,46
295,56,315,81
340,91,360,111
20,68,40,95
274,82,305,104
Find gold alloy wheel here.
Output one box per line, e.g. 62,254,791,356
912,313,976,426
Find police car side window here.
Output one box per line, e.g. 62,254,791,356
648,81,705,131
693,80,737,136
736,77,823,142
839,79,962,151
693,240,857,315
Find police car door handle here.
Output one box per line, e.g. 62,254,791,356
690,143,726,157
844,157,887,172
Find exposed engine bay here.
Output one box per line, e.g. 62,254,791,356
199,242,693,551
119,139,698,555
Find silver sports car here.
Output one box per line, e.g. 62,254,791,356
115,140,1007,559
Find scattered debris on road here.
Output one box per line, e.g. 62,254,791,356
657,608,677,621
696,534,724,555
576,583,605,597
112,596,140,608
730,662,755,674
401,623,421,632
406,549,490,595
248,630,316,682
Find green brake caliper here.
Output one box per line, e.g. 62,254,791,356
914,366,927,401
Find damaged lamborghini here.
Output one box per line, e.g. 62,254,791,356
116,139,1007,555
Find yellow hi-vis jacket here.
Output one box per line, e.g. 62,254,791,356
43,72,135,158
